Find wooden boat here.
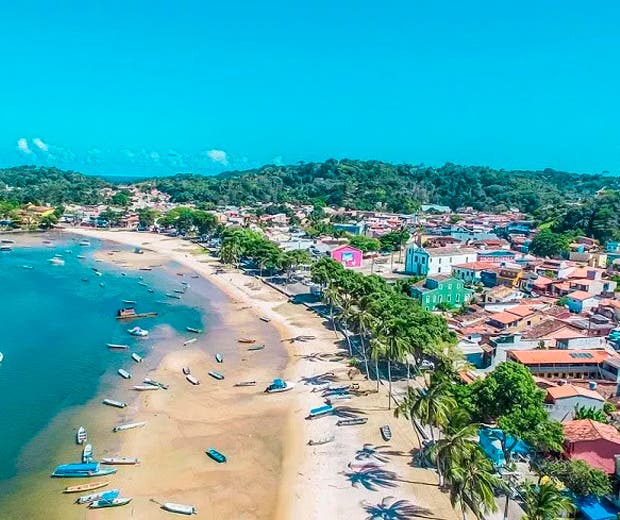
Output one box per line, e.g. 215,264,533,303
76,426,87,445
182,367,191,375
89,497,132,509
144,378,169,390
380,424,392,442
265,379,295,393
308,434,335,446
234,381,257,387
215,353,223,363
52,463,117,478
76,489,119,504
117,308,158,320
133,385,159,391
107,343,129,350
103,399,127,408
118,368,131,379
186,374,200,385
113,421,146,433
166,293,181,299
63,480,110,493
336,417,368,427
248,344,265,351
186,326,202,333
101,457,139,465
206,448,227,463
162,502,197,515
237,338,256,343
183,338,197,346
127,326,148,337
82,444,93,463
131,353,143,363
259,316,271,322
326,394,352,404
208,371,224,380
306,405,334,419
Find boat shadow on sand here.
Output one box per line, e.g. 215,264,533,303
361,496,440,520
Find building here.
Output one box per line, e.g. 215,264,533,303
333,222,366,236
563,419,620,474
544,383,605,421
566,291,599,313
404,246,477,276
330,245,363,268
451,262,495,284
410,275,474,311
477,250,517,263
507,349,616,381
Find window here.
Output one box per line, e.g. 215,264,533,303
456,294,460,302
438,267,441,273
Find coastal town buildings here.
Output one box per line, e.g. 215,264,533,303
404,246,477,276
410,275,473,310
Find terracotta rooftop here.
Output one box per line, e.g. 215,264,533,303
453,262,496,271
563,419,620,473
522,318,571,339
509,349,613,365
488,311,522,325
506,305,536,318
567,290,596,301
570,279,599,286
547,384,605,402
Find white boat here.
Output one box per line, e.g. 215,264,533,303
128,326,148,337
131,353,143,363
100,457,139,465
326,394,352,404
143,378,169,390
107,343,129,350
308,434,335,446
76,426,87,445
77,489,120,504
118,368,131,379
22,265,33,269
89,497,132,509
76,254,86,259
0,352,3,363
133,385,159,391
183,338,197,346
186,374,200,385
79,240,91,246
113,421,146,433
49,257,65,266
94,271,102,276
162,502,197,515
103,398,127,408
82,444,93,463
215,353,223,363
265,379,296,394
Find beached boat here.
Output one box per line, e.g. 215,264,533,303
208,371,224,380
133,384,159,391
117,308,158,320
182,367,191,375
117,368,131,379
82,444,93,463
131,353,143,363
103,398,127,408
306,405,334,419
308,434,335,446
139,267,152,271
215,353,223,363
191,274,199,279
0,245,12,251
63,480,110,493
234,381,257,387
166,293,181,299
79,240,91,246
186,326,202,333
101,457,139,465
122,300,137,305
113,421,146,433
265,379,295,394
1,239,14,244
247,344,265,351
51,463,117,478
259,316,271,322
336,417,368,427
380,424,392,442
144,378,169,390
106,343,129,350
162,502,197,515
77,489,119,505
76,426,87,445
128,326,148,337
183,338,197,346
89,497,132,509
186,374,200,385
206,448,227,463
326,394,352,404
237,338,256,343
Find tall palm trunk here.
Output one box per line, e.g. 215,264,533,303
360,333,370,379
387,361,392,410
375,358,380,391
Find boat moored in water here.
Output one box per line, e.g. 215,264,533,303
113,421,146,433
52,463,117,478
117,368,131,379
76,426,87,445
89,497,132,509
131,353,143,363
117,308,157,320
128,326,148,337
103,399,127,408
265,379,295,394
162,502,197,515
107,343,129,350
186,326,202,333
79,240,91,246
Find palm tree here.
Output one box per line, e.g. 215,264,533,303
369,334,386,393
373,319,409,409
322,284,340,337
521,481,575,520
349,297,375,380
219,239,242,267
335,291,355,356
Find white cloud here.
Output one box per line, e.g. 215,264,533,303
33,137,49,152
206,149,228,166
17,138,31,154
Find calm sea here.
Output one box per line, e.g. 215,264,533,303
0,236,205,497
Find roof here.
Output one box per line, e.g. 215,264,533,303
452,262,495,271
546,384,605,402
422,247,478,257
506,305,535,318
332,244,362,253
570,279,599,286
563,419,620,473
567,290,596,301
509,349,613,365
488,311,522,325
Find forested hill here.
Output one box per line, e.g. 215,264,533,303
152,160,619,215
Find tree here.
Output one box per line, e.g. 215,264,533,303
537,459,611,497
521,481,575,520
192,210,217,236
137,208,159,229
39,212,58,229
529,229,571,258
573,404,608,423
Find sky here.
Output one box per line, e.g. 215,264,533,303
1,1,620,177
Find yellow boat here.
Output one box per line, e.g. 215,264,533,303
63,480,110,493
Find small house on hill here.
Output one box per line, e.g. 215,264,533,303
330,244,362,268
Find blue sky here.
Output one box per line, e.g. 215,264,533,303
1,1,619,176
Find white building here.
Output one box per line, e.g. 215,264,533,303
405,246,477,276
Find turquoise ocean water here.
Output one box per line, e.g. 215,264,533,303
0,236,205,501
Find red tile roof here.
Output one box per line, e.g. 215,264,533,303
567,290,596,301
506,305,536,318
488,311,522,325
508,349,613,365
546,384,605,402
563,419,620,473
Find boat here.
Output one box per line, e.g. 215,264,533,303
21,264,33,269
206,448,227,463
162,502,197,515
191,274,199,279
247,344,265,351
122,300,137,305
76,489,120,505
89,497,132,509
131,353,143,363
308,434,335,446
118,368,131,379
49,257,65,265
76,254,86,259
186,374,200,385
215,353,223,363
63,480,110,493
139,267,152,271
148,288,154,293
107,343,129,350
182,367,191,375
306,405,334,419
173,289,185,294
143,378,169,390
326,394,352,404
79,240,91,246
0,245,12,251
76,426,87,445
208,371,224,380
183,338,197,346
103,398,127,408
101,457,139,465
265,379,295,394
259,316,271,322
117,308,158,320
82,444,93,463
51,463,117,478
128,326,148,337
186,326,202,333
1,239,14,244
166,293,181,299
237,338,256,343
138,281,148,286
380,424,392,441
0,352,3,363
234,381,257,387
113,421,146,433
336,417,368,426
133,385,159,391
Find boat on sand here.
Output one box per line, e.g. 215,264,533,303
63,480,110,493
337,417,368,426
82,444,93,463
101,457,139,465
380,424,392,441
143,378,169,389
103,399,127,408
265,379,295,393
76,426,87,445
186,374,200,385
183,338,197,346
306,405,334,419
77,489,119,505
182,367,191,375
117,368,131,379
133,385,159,391
308,434,335,446
208,371,224,380
162,502,197,515
186,326,202,333
248,344,265,351
234,381,256,387
206,448,227,463
215,353,223,363
131,353,143,363
237,337,255,343
89,497,132,509
113,421,146,433
52,463,117,478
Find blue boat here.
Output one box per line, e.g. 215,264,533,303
206,448,227,463
306,405,334,419
51,462,117,478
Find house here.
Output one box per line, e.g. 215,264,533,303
330,245,363,268
566,291,599,313
507,349,616,381
477,250,517,264
563,419,620,474
496,266,523,288
409,275,474,311
404,246,477,276
451,262,495,284
333,222,366,236
544,383,605,421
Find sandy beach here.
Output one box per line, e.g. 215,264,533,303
60,228,459,520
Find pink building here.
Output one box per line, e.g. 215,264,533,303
331,245,363,268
